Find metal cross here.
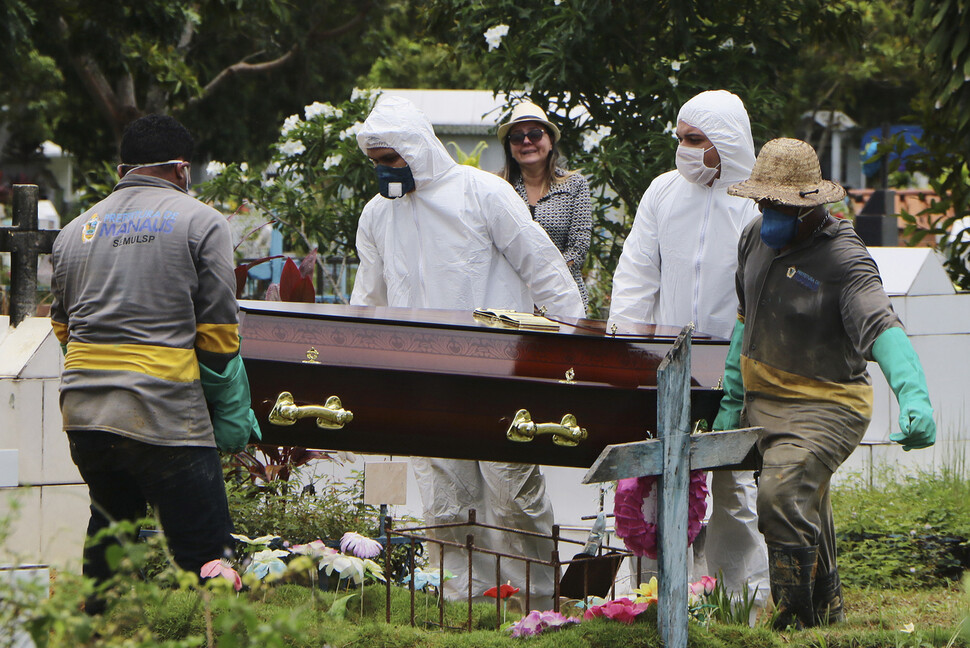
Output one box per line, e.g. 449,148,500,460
582,324,760,648
0,185,59,326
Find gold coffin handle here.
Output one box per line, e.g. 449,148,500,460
268,392,354,430
506,409,587,447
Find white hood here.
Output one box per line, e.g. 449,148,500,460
677,89,757,187
609,90,760,339
351,96,584,318
357,95,456,190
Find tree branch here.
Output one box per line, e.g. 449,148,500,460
193,2,375,103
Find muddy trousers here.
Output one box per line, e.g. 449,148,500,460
757,444,845,629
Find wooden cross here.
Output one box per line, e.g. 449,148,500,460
582,324,760,648
0,185,59,326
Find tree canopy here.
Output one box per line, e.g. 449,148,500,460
0,0,382,167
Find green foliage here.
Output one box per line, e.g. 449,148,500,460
70,161,121,221
226,466,382,545
904,0,970,289
197,89,380,275
0,0,384,168
833,466,970,588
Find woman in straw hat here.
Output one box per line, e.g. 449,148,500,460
714,137,936,629
498,101,591,308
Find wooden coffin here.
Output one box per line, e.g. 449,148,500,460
239,301,729,468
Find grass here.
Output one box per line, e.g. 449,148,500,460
9,466,970,646
73,577,965,648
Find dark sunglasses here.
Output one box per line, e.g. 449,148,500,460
508,128,546,145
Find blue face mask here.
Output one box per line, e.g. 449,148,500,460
760,207,800,250
375,164,415,199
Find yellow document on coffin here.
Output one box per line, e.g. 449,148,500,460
472,308,560,331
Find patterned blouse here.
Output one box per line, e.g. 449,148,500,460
512,169,592,307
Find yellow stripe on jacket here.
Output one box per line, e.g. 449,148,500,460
51,320,68,345
195,322,240,355
64,342,200,383
741,355,873,418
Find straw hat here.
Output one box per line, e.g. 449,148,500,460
497,101,561,143
728,138,846,207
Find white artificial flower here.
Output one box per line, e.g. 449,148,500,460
719,38,735,50
484,24,509,51
339,122,363,141
340,531,382,558
281,114,302,136
670,60,682,72
278,139,306,157
668,75,679,87
205,161,226,177
581,125,612,153
323,154,343,170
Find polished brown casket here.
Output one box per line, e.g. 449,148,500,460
239,301,729,468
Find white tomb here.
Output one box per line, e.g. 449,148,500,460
839,247,969,484
0,316,87,569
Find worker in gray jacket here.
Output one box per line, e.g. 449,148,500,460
50,114,259,613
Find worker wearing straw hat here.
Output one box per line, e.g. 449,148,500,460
715,138,936,629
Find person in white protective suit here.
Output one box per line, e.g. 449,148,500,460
609,90,770,615
351,95,586,607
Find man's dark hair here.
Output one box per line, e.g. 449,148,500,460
120,114,194,165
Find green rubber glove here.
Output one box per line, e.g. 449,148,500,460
199,353,262,453
872,326,936,451
712,320,745,431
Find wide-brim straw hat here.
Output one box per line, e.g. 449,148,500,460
728,138,846,207
497,101,561,144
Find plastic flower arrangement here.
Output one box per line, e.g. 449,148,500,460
339,531,382,559
688,576,719,622
401,567,453,592
246,549,290,580
583,597,652,624
325,550,385,584
613,470,709,558
484,582,521,623
633,576,658,605
484,583,520,599
200,559,242,592
290,540,337,560
509,610,579,637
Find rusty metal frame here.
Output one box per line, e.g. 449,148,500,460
382,509,637,632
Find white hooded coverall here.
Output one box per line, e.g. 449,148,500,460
609,90,770,607
352,95,586,605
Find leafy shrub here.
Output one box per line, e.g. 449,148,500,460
226,464,382,544
834,465,970,588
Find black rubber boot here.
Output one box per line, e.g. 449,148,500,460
768,544,818,630
813,568,845,625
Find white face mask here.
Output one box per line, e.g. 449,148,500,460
120,159,190,191
675,145,719,185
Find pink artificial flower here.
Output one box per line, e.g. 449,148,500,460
689,575,717,597
614,470,709,559
509,610,579,637
339,531,382,558
200,559,242,591
583,597,650,624
290,539,337,559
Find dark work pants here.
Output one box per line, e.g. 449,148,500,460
756,443,837,575
68,430,234,591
